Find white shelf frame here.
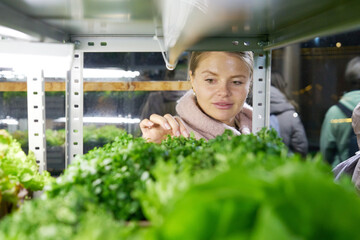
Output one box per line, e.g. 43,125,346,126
27,70,47,172
65,50,84,166
252,50,271,133
63,36,270,166
1,0,359,168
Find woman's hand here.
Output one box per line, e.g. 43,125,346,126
140,114,189,143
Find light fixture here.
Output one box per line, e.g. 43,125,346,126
0,40,74,77
83,68,140,79
0,25,37,41
54,117,141,124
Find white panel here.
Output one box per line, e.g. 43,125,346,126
65,50,83,166
252,51,271,133
27,70,46,172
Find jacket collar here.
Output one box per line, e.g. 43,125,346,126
176,90,252,138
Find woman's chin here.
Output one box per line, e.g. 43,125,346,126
213,115,235,125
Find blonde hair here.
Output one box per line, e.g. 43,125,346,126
189,51,254,78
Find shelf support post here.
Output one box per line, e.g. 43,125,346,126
27,69,47,172
65,50,83,166
252,50,272,133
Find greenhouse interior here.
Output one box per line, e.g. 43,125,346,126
1,0,360,239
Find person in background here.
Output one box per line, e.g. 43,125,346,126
140,70,186,120
140,51,253,143
320,57,360,167
333,101,360,189
270,72,308,156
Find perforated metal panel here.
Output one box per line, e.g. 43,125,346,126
252,51,271,133
72,36,160,52
65,50,83,166
27,70,47,172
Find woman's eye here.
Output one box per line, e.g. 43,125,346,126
233,81,243,85
205,79,214,83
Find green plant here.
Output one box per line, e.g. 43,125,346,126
0,130,53,216
3,129,360,239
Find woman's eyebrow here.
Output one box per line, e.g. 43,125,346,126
230,74,247,79
201,70,247,79
201,70,218,75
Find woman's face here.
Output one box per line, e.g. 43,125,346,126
190,52,251,127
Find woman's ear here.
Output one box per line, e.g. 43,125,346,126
189,70,194,83
189,71,196,95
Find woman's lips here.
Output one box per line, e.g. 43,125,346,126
213,102,233,110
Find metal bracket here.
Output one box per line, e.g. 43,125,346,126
71,36,161,52
65,50,83,166
252,50,271,133
27,70,47,172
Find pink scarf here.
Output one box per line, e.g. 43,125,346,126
175,90,252,140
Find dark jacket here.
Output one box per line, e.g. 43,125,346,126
141,91,186,119
320,90,360,166
270,86,308,156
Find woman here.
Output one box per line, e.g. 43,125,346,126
270,72,308,156
140,51,253,143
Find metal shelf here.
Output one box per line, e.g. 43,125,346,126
0,1,358,53
1,0,360,166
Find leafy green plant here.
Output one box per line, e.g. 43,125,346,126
45,129,286,222
148,157,360,240
83,125,127,152
136,129,288,225
2,128,360,240
2,92,27,101
12,126,126,150
44,131,161,220
11,130,28,151
46,129,65,147
0,186,139,240
45,132,205,221
0,130,53,217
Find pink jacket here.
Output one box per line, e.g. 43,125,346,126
175,90,252,140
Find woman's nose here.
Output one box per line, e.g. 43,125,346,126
217,82,231,96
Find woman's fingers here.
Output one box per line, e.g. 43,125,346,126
175,117,190,138
149,114,190,138
140,118,170,143
149,114,172,130
140,114,190,143
139,118,154,129
164,114,182,137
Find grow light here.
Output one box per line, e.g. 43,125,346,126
83,68,140,79
0,25,36,41
0,40,74,77
0,118,19,126
54,116,140,124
